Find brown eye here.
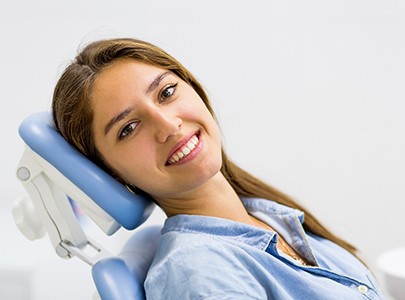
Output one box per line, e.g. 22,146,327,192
118,121,138,140
160,83,178,102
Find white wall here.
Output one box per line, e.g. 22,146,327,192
1,0,404,298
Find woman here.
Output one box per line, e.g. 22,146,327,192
52,38,385,299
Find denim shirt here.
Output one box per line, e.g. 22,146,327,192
145,198,385,299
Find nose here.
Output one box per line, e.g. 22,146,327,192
151,109,182,143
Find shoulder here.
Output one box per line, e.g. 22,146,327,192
144,231,264,300
146,231,247,279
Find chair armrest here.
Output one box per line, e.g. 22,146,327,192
92,225,162,300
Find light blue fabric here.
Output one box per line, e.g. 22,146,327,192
145,198,385,299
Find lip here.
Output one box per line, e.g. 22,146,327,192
165,130,201,166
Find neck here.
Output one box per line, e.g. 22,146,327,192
157,172,252,224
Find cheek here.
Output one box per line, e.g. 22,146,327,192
179,98,218,131
101,140,156,185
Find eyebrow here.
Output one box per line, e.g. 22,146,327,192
104,107,133,136
146,71,171,94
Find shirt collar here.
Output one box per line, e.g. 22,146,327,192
241,197,305,224
161,197,305,250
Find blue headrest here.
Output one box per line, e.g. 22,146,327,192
18,111,154,230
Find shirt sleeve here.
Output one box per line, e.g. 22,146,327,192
201,292,261,300
144,238,266,300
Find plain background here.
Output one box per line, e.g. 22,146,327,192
1,0,404,298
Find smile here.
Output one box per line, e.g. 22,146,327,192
167,134,200,165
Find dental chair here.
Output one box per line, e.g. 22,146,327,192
13,111,161,299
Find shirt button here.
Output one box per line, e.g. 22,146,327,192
357,285,368,294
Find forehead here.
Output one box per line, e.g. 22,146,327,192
94,59,166,91
91,59,167,105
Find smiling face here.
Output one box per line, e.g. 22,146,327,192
91,59,223,202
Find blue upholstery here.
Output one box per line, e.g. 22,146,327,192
19,111,162,299
18,111,155,230
92,225,162,300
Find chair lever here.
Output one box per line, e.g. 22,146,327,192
59,238,112,266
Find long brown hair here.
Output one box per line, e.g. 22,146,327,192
52,38,358,258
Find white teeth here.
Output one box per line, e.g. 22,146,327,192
168,134,199,165
191,136,198,145
182,147,191,155
186,141,194,149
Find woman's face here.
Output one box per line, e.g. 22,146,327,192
91,59,222,202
